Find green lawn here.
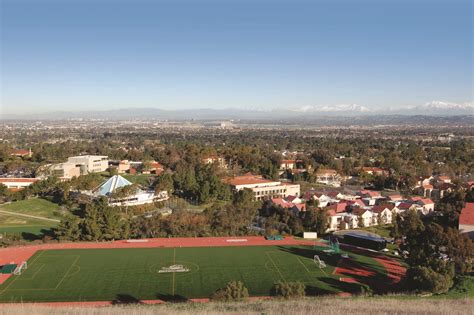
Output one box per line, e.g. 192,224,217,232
0,245,387,302
437,275,474,299
360,225,393,239
0,198,64,220
0,199,63,236
122,174,156,186
0,214,56,235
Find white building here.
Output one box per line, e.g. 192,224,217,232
67,155,109,174
95,175,168,206
224,174,300,201
0,178,39,191
314,169,342,187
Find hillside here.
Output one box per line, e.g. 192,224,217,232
0,297,472,315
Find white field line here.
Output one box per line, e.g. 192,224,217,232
0,209,60,222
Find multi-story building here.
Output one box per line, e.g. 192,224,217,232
223,173,300,201
67,155,108,174
50,162,82,178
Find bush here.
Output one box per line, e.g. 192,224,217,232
356,283,373,296
271,281,306,299
406,266,454,294
211,281,249,301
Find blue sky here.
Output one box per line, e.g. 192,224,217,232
1,0,472,114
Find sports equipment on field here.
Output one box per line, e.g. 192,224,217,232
13,261,27,275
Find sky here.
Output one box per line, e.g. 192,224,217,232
0,0,472,115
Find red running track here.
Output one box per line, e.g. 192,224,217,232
333,245,406,293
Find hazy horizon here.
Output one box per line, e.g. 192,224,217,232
1,0,473,116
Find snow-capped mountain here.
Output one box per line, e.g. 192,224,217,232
421,101,474,110
293,104,372,113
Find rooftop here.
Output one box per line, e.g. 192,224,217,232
223,174,277,186
460,203,474,226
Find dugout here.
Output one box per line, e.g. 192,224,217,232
0,264,17,274
338,231,386,251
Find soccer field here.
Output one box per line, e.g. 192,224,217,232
0,245,385,302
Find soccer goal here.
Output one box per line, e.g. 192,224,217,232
314,255,326,269
13,261,27,275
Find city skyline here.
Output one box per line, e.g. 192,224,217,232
1,0,472,116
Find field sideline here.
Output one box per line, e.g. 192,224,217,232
0,237,405,304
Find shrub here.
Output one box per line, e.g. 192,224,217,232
211,281,249,301
405,266,454,294
356,283,373,296
271,281,306,299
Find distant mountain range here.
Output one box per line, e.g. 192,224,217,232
1,101,473,121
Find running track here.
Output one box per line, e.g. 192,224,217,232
0,236,405,306
0,236,320,285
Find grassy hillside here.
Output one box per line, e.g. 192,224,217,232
0,198,65,236
0,297,472,315
0,198,64,219
0,214,56,235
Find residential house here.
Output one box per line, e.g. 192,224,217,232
314,169,342,187
352,207,375,227
415,198,435,214
359,167,387,176
270,198,306,213
358,190,383,206
10,149,32,158
372,205,393,224
303,191,332,208
437,175,452,184
279,160,296,171
326,209,350,231
202,156,227,169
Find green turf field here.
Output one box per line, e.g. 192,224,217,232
0,245,387,302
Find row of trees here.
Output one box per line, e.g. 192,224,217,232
55,198,130,241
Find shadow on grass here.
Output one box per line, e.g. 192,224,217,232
276,246,341,268
318,277,366,294
277,245,398,294
156,293,188,302
21,232,41,241
305,285,334,296
112,294,143,304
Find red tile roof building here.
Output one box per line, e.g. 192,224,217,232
0,178,39,191
459,203,474,239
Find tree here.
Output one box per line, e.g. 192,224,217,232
211,281,249,301
55,216,81,241
444,228,474,274
154,173,173,192
302,208,328,235
0,184,9,201
436,191,466,227
82,203,102,241
100,205,123,241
